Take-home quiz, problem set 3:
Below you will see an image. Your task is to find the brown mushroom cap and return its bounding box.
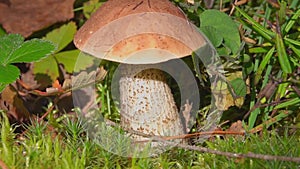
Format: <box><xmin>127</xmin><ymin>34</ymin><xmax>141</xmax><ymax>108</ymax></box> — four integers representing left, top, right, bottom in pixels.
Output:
<box><xmin>74</xmin><ymin>0</ymin><xmax>207</xmax><ymax>64</ymax></box>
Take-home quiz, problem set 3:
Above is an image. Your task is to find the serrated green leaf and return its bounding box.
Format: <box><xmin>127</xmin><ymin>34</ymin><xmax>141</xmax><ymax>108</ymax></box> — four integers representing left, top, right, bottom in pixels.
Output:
<box><xmin>44</xmin><ymin>22</ymin><xmax>77</xmax><ymax>52</ymax></box>
<box><xmin>0</xmin><ymin>64</ymin><xmax>20</xmax><ymax>84</ymax></box>
<box><xmin>0</xmin><ymin>34</ymin><xmax>24</xmax><ymax>65</ymax></box>
<box><xmin>55</xmin><ymin>50</ymin><xmax>95</xmax><ymax>73</ymax></box>
<box><xmin>200</xmin><ymin>10</ymin><xmax>241</xmax><ymax>54</ymax></box>
<box><xmin>8</xmin><ymin>39</ymin><xmax>56</xmax><ymax>63</ymax></box>
<box><xmin>230</xmin><ymin>78</ymin><xmax>247</xmax><ymax>97</ymax></box>
<box><xmin>200</xmin><ymin>26</ymin><xmax>223</xmax><ymax>47</ymax></box>
<box><xmin>33</xmin><ymin>56</ymin><xmax>59</xmax><ymax>82</ymax></box>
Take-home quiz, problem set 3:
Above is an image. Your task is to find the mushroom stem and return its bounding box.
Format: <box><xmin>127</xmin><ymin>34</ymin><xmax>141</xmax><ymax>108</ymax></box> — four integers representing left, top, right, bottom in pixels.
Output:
<box><xmin>119</xmin><ymin>64</ymin><xmax>185</xmax><ymax>142</ymax></box>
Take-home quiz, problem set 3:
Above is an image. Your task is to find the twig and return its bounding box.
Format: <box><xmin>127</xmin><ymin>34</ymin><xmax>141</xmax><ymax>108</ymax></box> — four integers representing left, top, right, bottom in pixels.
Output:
<box><xmin>140</xmin><ymin>136</ymin><xmax>300</xmax><ymax>163</ymax></box>
<box><xmin>135</xmin><ymin>131</ymin><xmax>245</xmax><ymax>143</ymax></box>
<box><xmin>162</xmin><ymin>139</ymin><xmax>300</xmax><ymax>163</ymax></box>
<box><xmin>121</xmin><ymin>124</ymin><xmax>300</xmax><ymax>163</ymax></box>
<box><xmin>132</xmin><ymin>1</ymin><xmax>143</xmax><ymax>10</ymax></box>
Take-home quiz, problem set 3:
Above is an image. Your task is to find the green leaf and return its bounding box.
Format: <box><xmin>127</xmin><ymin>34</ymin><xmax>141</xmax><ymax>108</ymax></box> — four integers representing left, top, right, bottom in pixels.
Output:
<box><xmin>44</xmin><ymin>22</ymin><xmax>77</xmax><ymax>52</ymax></box>
<box><xmin>0</xmin><ymin>34</ymin><xmax>24</xmax><ymax>65</ymax></box>
<box><xmin>229</xmin><ymin>78</ymin><xmax>247</xmax><ymax>97</ymax></box>
<box><xmin>0</xmin><ymin>64</ymin><xmax>20</xmax><ymax>84</ymax></box>
<box><xmin>0</xmin><ymin>83</ymin><xmax>6</xmax><ymax>92</ymax></box>
<box><xmin>8</xmin><ymin>39</ymin><xmax>56</xmax><ymax>63</ymax></box>
<box><xmin>200</xmin><ymin>26</ymin><xmax>223</xmax><ymax>47</ymax></box>
<box><xmin>0</xmin><ymin>26</ymin><xmax>6</xmax><ymax>37</ymax></box>
<box><xmin>275</xmin><ymin>33</ymin><xmax>292</xmax><ymax>73</ymax></box>
<box><xmin>242</xmin><ymin>54</ymin><xmax>254</xmax><ymax>76</ymax></box>
<box><xmin>83</xmin><ymin>0</ymin><xmax>103</xmax><ymax>19</ymax></box>
<box><xmin>200</xmin><ymin>10</ymin><xmax>241</xmax><ymax>54</ymax></box>
<box><xmin>216</xmin><ymin>47</ymin><xmax>231</xmax><ymax>56</ymax></box>
<box><xmin>33</xmin><ymin>56</ymin><xmax>59</xmax><ymax>82</ymax></box>
<box><xmin>55</xmin><ymin>50</ymin><xmax>95</xmax><ymax>73</ymax></box>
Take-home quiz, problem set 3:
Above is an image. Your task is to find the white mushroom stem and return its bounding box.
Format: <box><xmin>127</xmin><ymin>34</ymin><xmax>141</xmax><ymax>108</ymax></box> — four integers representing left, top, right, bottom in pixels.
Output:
<box><xmin>119</xmin><ymin>64</ymin><xmax>185</xmax><ymax>142</ymax></box>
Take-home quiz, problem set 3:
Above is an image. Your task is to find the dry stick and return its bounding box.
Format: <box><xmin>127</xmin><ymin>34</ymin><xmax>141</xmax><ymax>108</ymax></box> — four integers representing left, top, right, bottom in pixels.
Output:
<box><xmin>157</xmin><ymin>131</ymin><xmax>244</xmax><ymax>141</ymax></box>
<box><xmin>126</xmin><ymin>125</ymin><xmax>300</xmax><ymax>163</ymax></box>
<box><xmin>157</xmin><ymin>138</ymin><xmax>300</xmax><ymax>163</ymax></box>
<box><xmin>132</xmin><ymin>131</ymin><xmax>300</xmax><ymax>163</ymax></box>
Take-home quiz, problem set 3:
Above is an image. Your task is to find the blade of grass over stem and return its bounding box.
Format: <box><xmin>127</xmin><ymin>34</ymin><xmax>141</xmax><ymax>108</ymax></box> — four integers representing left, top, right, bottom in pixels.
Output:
<box><xmin>254</xmin><ymin>47</ymin><xmax>275</xmax><ymax>85</ymax></box>
<box><xmin>284</xmin><ymin>37</ymin><xmax>300</xmax><ymax>47</ymax></box>
<box><xmin>275</xmin><ymin>97</ymin><xmax>300</xmax><ymax>109</ymax></box>
<box><xmin>289</xmin><ymin>44</ymin><xmax>300</xmax><ymax>58</ymax></box>
<box><xmin>284</xmin><ymin>9</ymin><xmax>300</xmax><ymax>34</ymax></box>
<box><xmin>248</xmin><ymin>53</ymin><xmax>262</xmax><ymax>129</ymax></box>
<box><xmin>249</xmin><ymin>47</ymin><xmax>269</xmax><ymax>53</ymax></box>
<box><xmin>235</xmin><ymin>6</ymin><xmax>275</xmax><ymax>41</ymax></box>
<box><xmin>249</xmin><ymin>110</ymin><xmax>294</xmax><ymax>133</ymax></box>
<box><xmin>276</xmin><ymin>73</ymin><xmax>289</xmax><ymax>99</ymax></box>
<box><xmin>275</xmin><ymin>33</ymin><xmax>292</xmax><ymax>74</ymax></box>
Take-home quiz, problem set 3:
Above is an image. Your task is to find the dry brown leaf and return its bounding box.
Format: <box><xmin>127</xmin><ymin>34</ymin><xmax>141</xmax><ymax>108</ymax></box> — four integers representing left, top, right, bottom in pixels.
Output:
<box><xmin>227</xmin><ymin>120</ymin><xmax>245</xmax><ymax>133</ymax></box>
<box><xmin>0</xmin><ymin>85</ymin><xmax>31</xmax><ymax>123</ymax></box>
<box><xmin>0</xmin><ymin>0</ymin><xmax>75</xmax><ymax>37</ymax></box>
<box><xmin>225</xmin><ymin>120</ymin><xmax>245</xmax><ymax>139</ymax></box>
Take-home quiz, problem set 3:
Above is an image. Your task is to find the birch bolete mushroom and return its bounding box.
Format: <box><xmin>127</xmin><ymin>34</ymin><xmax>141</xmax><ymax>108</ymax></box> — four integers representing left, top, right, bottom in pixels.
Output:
<box><xmin>74</xmin><ymin>0</ymin><xmax>207</xmax><ymax>143</ymax></box>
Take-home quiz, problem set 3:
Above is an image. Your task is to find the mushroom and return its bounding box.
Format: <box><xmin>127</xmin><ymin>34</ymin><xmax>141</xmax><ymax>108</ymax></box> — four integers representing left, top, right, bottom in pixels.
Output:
<box><xmin>74</xmin><ymin>0</ymin><xmax>207</xmax><ymax>144</ymax></box>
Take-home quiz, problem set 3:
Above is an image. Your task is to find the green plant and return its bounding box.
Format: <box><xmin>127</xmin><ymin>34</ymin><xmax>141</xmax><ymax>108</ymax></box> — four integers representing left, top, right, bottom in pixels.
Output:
<box><xmin>33</xmin><ymin>22</ymin><xmax>95</xmax><ymax>84</ymax></box>
<box><xmin>0</xmin><ymin>34</ymin><xmax>55</xmax><ymax>92</ymax></box>
<box><xmin>235</xmin><ymin>3</ymin><xmax>300</xmax><ymax>129</ymax></box>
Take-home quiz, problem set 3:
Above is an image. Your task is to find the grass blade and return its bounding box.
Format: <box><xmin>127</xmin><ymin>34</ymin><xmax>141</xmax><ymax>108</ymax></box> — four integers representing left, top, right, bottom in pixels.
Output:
<box><xmin>275</xmin><ymin>33</ymin><xmax>292</xmax><ymax>74</ymax></box>
<box><xmin>254</xmin><ymin>47</ymin><xmax>275</xmax><ymax>85</ymax></box>
<box><xmin>235</xmin><ymin>6</ymin><xmax>275</xmax><ymax>41</ymax></box>
<box><xmin>275</xmin><ymin>97</ymin><xmax>300</xmax><ymax>109</ymax></box>
<box><xmin>284</xmin><ymin>9</ymin><xmax>300</xmax><ymax>34</ymax></box>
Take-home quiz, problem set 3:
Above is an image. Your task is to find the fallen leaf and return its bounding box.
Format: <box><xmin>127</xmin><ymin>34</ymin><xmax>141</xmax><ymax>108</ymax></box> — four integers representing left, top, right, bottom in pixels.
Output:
<box><xmin>0</xmin><ymin>85</ymin><xmax>31</xmax><ymax>123</ymax></box>
<box><xmin>0</xmin><ymin>0</ymin><xmax>75</xmax><ymax>37</ymax></box>
<box><xmin>71</xmin><ymin>67</ymin><xmax>107</xmax><ymax>91</ymax></box>
<box><xmin>212</xmin><ymin>71</ymin><xmax>248</xmax><ymax>110</ymax></box>
<box><xmin>227</xmin><ymin>120</ymin><xmax>245</xmax><ymax>133</ymax></box>
<box><xmin>225</xmin><ymin>120</ymin><xmax>245</xmax><ymax>140</ymax></box>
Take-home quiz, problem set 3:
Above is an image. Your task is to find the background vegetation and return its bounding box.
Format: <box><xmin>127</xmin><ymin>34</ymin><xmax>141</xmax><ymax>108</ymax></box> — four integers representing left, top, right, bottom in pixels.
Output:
<box><xmin>0</xmin><ymin>0</ymin><xmax>299</xmax><ymax>168</ymax></box>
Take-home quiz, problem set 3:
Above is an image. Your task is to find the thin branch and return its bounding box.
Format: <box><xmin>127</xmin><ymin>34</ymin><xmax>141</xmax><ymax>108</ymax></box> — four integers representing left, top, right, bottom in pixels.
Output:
<box><xmin>152</xmin><ymin>137</ymin><xmax>300</xmax><ymax>163</ymax></box>
<box><xmin>122</xmin><ymin>125</ymin><xmax>300</xmax><ymax>163</ymax></box>
<box><xmin>172</xmin><ymin>140</ymin><xmax>300</xmax><ymax>163</ymax></box>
